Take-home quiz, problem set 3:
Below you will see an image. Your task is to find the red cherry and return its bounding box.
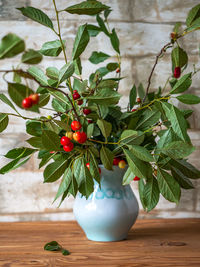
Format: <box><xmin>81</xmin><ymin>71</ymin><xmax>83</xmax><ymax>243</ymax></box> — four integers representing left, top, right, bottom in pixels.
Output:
<box><xmin>137</xmin><ymin>97</ymin><xmax>141</xmax><ymax>103</ymax></box>
<box><xmin>131</xmin><ymin>108</ymin><xmax>137</xmax><ymax>112</ymax></box>
<box><xmin>174</xmin><ymin>67</ymin><xmax>181</xmax><ymax>78</ymax></box>
<box><xmin>86</xmin><ymin>162</ymin><xmax>90</xmax><ymax>169</ymax></box>
<box><xmin>73</xmin><ymin>92</ymin><xmax>80</xmax><ymax>100</ymax></box>
<box><xmin>88</xmin><ymin>119</ymin><xmax>93</xmax><ymax>124</ymax></box>
<box><xmin>77</xmin><ymin>99</ymin><xmax>83</xmax><ymax>105</ymax></box>
<box><xmin>29</xmin><ymin>94</ymin><xmax>39</xmax><ymax>105</ymax></box>
<box><xmin>63</xmin><ymin>142</ymin><xmax>74</xmax><ymax>152</ymax></box>
<box><xmin>116</xmin><ymin>67</ymin><xmax>120</xmax><ymax>73</ymax></box>
<box><xmin>22</xmin><ymin>97</ymin><xmax>33</xmax><ymax>108</ymax></box>
<box><xmin>50</xmin><ymin>151</ymin><xmax>55</xmax><ymax>154</ymax></box>
<box><xmin>79</xmin><ymin>132</ymin><xmax>87</xmax><ymax>144</ymax></box>
<box><xmin>133</xmin><ymin>176</ymin><xmax>140</xmax><ymax>181</ymax></box>
<box><xmin>60</xmin><ymin>136</ymin><xmax>71</xmax><ymax>146</ymax></box>
<box><xmin>83</xmin><ymin>108</ymin><xmax>91</xmax><ymax>115</ymax></box>
<box><xmin>113</xmin><ymin>157</ymin><xmax>121</xmax><ymax>165</ymax></box>
<box><xmin>71</xmin><ymin>121</ymin><xmax>82</xmax><ymax>131</ymax></box>
<box><xmin>74</xmin><ymin>90</ymin><xmax>78</xmax><ymax>93</ymax></box>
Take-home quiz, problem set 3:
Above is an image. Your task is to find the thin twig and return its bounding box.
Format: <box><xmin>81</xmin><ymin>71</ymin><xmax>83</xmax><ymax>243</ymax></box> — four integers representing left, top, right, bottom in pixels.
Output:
<box><xmin>142</xmin><ymin>42</ymin><xmax>171</xmax><ymax>103</ymax></box>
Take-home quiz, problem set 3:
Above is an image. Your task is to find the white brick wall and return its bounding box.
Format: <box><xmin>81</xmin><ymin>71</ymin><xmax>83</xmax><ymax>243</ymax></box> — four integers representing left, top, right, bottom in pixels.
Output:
<box><xmin>0</xmin><ymin>0</ymin><xmax>200</xmax><ymax>221</ymax></box>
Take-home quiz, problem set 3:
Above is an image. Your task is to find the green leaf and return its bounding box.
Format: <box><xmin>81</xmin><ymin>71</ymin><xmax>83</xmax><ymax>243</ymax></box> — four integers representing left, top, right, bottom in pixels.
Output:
<box><xmin>26</xmin><ymin>136</ymin><xmax>44</xmax><ymax>148</ymax></box>
<box><xmin>100</xmin><ymin>146</ymin><xmax>114</xmax><ymax>170</ymax></box>
<box><xmin>87</xmin><ymin>88</ymin><xmax>121</xmax><ymax>105</ymax></box>
<box><xmin>0</xmin><ymin>93</ymin><xmax>19</xmax><ymax>114</ymax></box>
<box><xmin>53</xmin><ymin>120</ymin><xmax>70</xmax><ymax>131</ymax></box>
<box><xmin>171</xmin><ymin>167</ymin><xmax>194</xmax><ymax>189</ymax></box>
<box><xmin>170</xmin><ymin>73</ymin><xmax>192</xmax><ymax>94</ymax></box>
<box><xmin>136</xmin><ymin>109</ymin><xmax>161</xmax><ymax>130</ymax></box>
<box><xmin>38</xmin><ymin>93</ymin><xmax>50</xmax><ymax>107</ymax></box>
<box><xmin>28</xmin><ymin>66</ymin><xmax>48</xmax><ymax>86</ymax></box>
<box><xmin>44</xmin><ymin>159</ymin><xmax>69</xmax><ymax>183</ymax></box>
<box><xmin>122</xmin><ymin>167</ymin><xmax>134</xmax><ymax>185</ymax></box>
<box><xmin>96</xmin><ymin>14</ymin><xmax>109</xmax><ymax>36</ymax></box>
<box><xmin>89</xmin><ymin>51</ymin><xmax>110</xmax><ymax>64</ymax></box>
<box><xmin>110</xmin><ymin>28</ymin><xmax>120</xmax><ymax>54</ymax></box>
<box><xmin>49</xmin><ymin>91</ymin><xmax>70</xmax><ymax>106</ymax></box>
<box><xmin>106</xmin><ymin>63</ymin><xmax>119</xmax><ymax>71</ymax></box>
<box><xmin>186</xmin><ymin>4</ymin><xmax>200</xmax><ymax>27</ymax></box>
<box><xmin>17</xmin><ymin>6</ymin><xmax>54</xmax><ymax>29</ymax></box>
<box><xmin>87</xmin><ymin>123</ymin><xmax>94</xmax><ymax>138</ymax></box>
<box><xmin>62</xmin><ymin>249</ymin><xmax>70</xmax><ymax>256</ymax></box>
<box><xmin>4</xmin><ymin>147</ymin><xmax>36</xmax><ymax>159</ymax></box>
<box><xmin>8</xmin><ymin>83</ymin><xmax>39</xmax><ymax>112</ymax></box>
<box><xmin>129</xmin><ymin>85</ymin><xmax>137</xmax><ymax>110</ymax></box>
<box><xmin>44</xmin><ymin>241</ymin><xmax>61</xmax><ymax>251</ymax></box>
<box><xmin>97</xmin><ymin>79</ymin><xmax>117</xmax><ymax>89</ymax></box>
<box><xmin>88</xmin><ymin>149</ymin><xmax>100</xmax><ymax>183</ymax></box>
<box><xmin>64</xmin><ymin>1</ymin><xmax>109</xmax><ymax>15</ymax></box>
<box><xmin>26</xmin><ymin>121</ymin><xmax>44</xmax><ymax>137</ymax></box>
<box><xmin>0</xmin><ymin>156</ymin><xmax>31</xmax><ymax>175</ymax></box>
<box><xmin>87</xmin><ymin>24</ymin><xmax>101</xmax><ymax>37</ymax></box>
<box><xmin>162</xmin><ymin>103</ymin><xmax>190</xmax><ymax>142</ymax></box>
<box><xmin>0</xmin><ymin>33</ymin><xmax>25</xmax><ymax>59</ymax></box>
<box><xmin>68</xmin><ymin>175</ymin><xmax>78</xmax><ymax>197</ymax></box>
<box><xmin>54</xmin><ymin>167</ymin><xmax>73</xmax><ymax>201</ymax></box>
<box><xmin>120</xmin><ymin>130</ymin><xmax>144</xmax><ymax>145</ymax></box>
<box><xmin>138</xmin><ymin>178</ymin><xmax>146</xmax><ymax>210</ymax></box>
<box><xmin>72</xmin><ymin>24</ymin><xmax>90</xmax><ymax>60</ymax></box>
<box><xmin>74</xmin><ymin>157</ymin><xmax>94</xmax><ymax>198</ymax></box>
<box><xmin>157</xmin><ymin>167</ymin><xmax>181</xmax><ymax>203</ymax></box>
<box><xmin>46</xmin><ymin>67</ymin><xmax>59</xmax><ymax>80</ymax></box>
<box><xmin>129</xmin><ymin>145</ymin><xmax>154</xmax><ymax>162</ymax></box>
<box><xmin>159</xmin><ymin>141</ymin><xmax>195</xmax><ymax>159</ymax></box>
<box><xmin>176</xmin><ymin>94</ymin><xmax>200</xmax><ymax>104</ymax></box>
<box><xmin>52</xmin><ymin>98</ymin><xmax>68</xmax><ymax>113</ymax></box>
<box><xmin>40</xmin><ymin>40</ymin><xmax>65</xmax><ymax>57</ymax></box>
<box><xmin>138</xmin><ymin>83</ymin><xmax>145</xmax><ymax>99</ymax></box>
<box><xmin>171</xmin><ymin>46</ymin><xmax>188</xmax><ymax>68</ymax></box>
<box><xmin>21</xmin><ymin>49</ymin><xmax>42</xmax><ymax>64</ymax></box>
<box><xmin>59</xmin><ymin>63</ymin><xmax>75</xmax><ymax>84</ymax></box>
<box><xmin>123</xmin><ymin>149</ymin><xmax>151</xmax><ymax>179</ymax></box>
<box><xmin>144</xmin><ymin>176</ymin><xmax>160</xmax><ymax>212</ymax></box>
<box><xmin>39</xmin><ymin>152</ymin><xmax>56</xmax><ymax>169</ymax></box>
<box><xmin>41</xmin><ymin>130</ymin><xmax>61</xmax><ymax>151</ymax></box>
<box><xmin>173</xmin><ymin>22</ymin><xmax>182</xmax><ymax>34</ymax></box>
<box><xmin>0</xmin><ymin>114</ymin><xmax>9</xmax><ymax>133</ymax></box>
<box><xmin>97</xmin><ymin>119</ymin><xmax>112</xmax><ymax>139</ymax></box>
<box><xmin>169</xmin><ymin>159</ymin><xmax>200</xmax><ymax>179</ymax></box>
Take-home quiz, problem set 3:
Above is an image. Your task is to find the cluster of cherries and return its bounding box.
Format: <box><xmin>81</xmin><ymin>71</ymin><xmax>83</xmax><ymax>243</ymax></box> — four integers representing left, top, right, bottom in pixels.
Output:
<box><xmin>22</xmin><ymin>94</ymin><xmax>39</xmax><ymax>109</ymax></box>
<box><xmin>60</xmin><ymin>120</ymin><xmax>87</xmax><ymax>152</ymax></box>
<box><xmin>73</xmin><ymin>90</ymin><xmax>92</xmax><ymax>117</ymax></box>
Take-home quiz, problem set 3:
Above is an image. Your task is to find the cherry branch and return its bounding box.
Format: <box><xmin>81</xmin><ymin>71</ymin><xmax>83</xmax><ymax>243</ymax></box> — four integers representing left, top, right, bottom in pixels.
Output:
<box><xmin>0</xmin><ymin>69</ymin><xmax>80</xmax><ymax>121</ymax></box>
<box><xmin>142</xmin><ymin>42</ymin><xmax>172</xmax><ymax>103</ymax></box>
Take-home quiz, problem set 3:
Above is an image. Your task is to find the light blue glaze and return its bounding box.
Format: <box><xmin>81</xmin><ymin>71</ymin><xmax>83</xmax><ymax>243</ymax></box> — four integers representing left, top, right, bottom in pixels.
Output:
<box><xmin>73</xmin><ymin>165</ymin><xmax>139</xmax><ymax>242</ymax></box>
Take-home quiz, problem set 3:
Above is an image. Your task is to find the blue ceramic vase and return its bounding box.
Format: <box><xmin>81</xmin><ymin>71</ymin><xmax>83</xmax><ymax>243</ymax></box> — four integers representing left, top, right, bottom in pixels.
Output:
<box><xmin>73</xmin><ymin>165</ymin><xmax>139</xmax><ymax>242</ymax></box>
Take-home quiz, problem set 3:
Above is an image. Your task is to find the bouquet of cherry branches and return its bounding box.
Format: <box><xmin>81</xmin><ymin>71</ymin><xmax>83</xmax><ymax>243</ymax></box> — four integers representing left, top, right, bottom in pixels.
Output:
<box><xmin>0</xmin><ymin>1</ymin><xmax>200</xmax><ymax>212</ymax></box>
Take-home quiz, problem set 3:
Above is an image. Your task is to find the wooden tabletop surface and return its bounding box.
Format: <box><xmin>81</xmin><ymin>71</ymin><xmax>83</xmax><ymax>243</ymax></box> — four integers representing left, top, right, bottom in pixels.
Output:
<box><xmin>0</xmin><ymin>219</ymin><xmax>199</xmax><ymax>266</ymax></box>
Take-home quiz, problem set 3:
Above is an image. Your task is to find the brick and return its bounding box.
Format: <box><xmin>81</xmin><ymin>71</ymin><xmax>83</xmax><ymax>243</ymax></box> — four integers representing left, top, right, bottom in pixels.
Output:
<box><xmin>132</xmin><ymin>0</ymin><xmax>200</xmax><ymax>23</ymax></box>
<box><xmin>0</xmin><ymin>0</ymin><xmax>29</xmax><ymax>21</ymax></box>
<box><xmin>0</xmin><ymin>171</ymin><xmax>74</xmax><ymax>214</ymax></box>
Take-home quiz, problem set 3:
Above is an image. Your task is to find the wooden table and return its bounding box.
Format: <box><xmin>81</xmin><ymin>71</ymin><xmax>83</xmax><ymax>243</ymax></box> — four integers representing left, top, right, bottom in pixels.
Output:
<box><xmin>0</xmin><ymin>219</ymin><xmax>199</xmax><ymax>266</ymax></box>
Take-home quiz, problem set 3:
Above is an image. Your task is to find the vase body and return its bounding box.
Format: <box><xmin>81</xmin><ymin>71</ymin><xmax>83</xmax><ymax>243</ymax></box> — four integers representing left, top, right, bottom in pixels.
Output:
<box><xmin>73</xmin><ymin>166</ymin><xmax>139</xmax><ymax>242</ymax></box>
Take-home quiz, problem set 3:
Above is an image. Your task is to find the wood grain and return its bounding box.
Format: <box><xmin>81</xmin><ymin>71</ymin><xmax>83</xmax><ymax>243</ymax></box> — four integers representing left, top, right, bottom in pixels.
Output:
<box><xmin>0</xmin><ymin>219</ymin><xmax>200</xmax><ymax>266</ymax></box>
